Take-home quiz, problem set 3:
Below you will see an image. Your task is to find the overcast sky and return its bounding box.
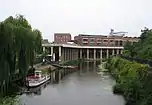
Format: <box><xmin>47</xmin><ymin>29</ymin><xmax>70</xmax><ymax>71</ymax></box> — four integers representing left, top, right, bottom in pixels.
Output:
<box><xmin>0</xmin><ymin>0</ymin><xmax>152</xmax><ymax>41</ymax></box>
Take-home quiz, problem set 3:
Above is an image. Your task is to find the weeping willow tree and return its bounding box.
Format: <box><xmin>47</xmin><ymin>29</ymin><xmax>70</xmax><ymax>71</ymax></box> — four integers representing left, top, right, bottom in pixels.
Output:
<box><xmin>0</xmin><ymin>15</ymin><xmax>42</xmax><ymax>95</ymax></box>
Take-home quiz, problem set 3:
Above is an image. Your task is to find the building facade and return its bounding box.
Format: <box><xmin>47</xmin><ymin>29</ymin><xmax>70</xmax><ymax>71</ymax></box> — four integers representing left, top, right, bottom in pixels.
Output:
<box><xmin>74</xmin><ymin>34</ymin><xmax>139</xmax><ymax>46</ymax></box>
<box><xmin>54</xmin><ymin>33</ymin><xmax>71</xmax><ymax>44</ymax></box>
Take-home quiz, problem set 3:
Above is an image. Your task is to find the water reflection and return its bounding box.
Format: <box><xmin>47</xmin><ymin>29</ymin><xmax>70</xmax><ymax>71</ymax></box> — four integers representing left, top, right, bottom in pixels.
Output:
<box><xmin>25</xmin><ymin>81</ymin><xmax>50</xmax><ymax>96</ymax></box>
<box><xmin>19</xmin><ymin>61</ymin><xmax>125</xmax><ymax>105</ymax></box>
<box><xmin>23</xmin><ymin>61</ymin><xmax>102</xmax><ymax>97</ymax></box>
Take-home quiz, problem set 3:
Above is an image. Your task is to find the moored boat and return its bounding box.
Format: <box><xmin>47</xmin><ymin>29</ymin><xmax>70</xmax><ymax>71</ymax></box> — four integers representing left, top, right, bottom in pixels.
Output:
<box><xmin>26</xmin><ymin>70</ymin><xmax>50</xmax><ymax>87</ymax></box>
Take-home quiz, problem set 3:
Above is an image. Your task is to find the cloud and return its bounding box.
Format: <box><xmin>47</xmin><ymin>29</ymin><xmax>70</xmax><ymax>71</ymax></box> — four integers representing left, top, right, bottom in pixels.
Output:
<box><xmin>1</xmin><ymin>0</ymin><xmax>152</xmax><ymax>41</ymax></box>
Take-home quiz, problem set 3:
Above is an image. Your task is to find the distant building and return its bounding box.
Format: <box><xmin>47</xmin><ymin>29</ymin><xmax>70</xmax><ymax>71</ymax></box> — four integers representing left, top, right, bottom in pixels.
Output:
<box><xmin>54</xmin><ymin>33</ymin><xmax>71</xmax><ymax>44</ymax></box>
<box><xmin>74</xmin><ymin>34</ymin><xmax>139</xmax><ymax>46</ymax></box>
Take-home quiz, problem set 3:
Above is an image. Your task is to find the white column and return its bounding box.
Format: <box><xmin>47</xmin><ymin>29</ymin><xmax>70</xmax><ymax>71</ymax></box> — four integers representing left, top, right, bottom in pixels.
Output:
<box><xmin>68</xmin><ymin>49</ymin><xmax>70</xmax><ymax>60</ymax></box>
<box><xmin>43</xmin><ymin>47</ymin><xmax>45</xmax><ymax>52</ymax></box>
<box><xmin>100</xmin><ymin>49</ymin><xmax>102</xmax><ymax>59</ymax></box>
<box><xmin>59</xmin><ymin>46</ymin><xmax>61</xmax><ymax>61</ymax></box>
<box><xmin>76</xmin><ymin>49</ymin><xmax>78</xmax><ymax>60</ymax></box>
<box><xmin>117</xmin><ymin>49</ymin><xmax>119</xmax><ymax>55</ymax></box>
<box><xmin>73</xmin><ymin>49</ymin><xmax>74</xmax><ymax>60</ymax></box>
<box><xmin>51</xmin><ymin>47</ymin><xmax>53</xmax><ymax>56</ymax></box>
<box><xmin>120</xmin><ymin>49</ymin><xmax>123</xmax><ymax>54</ymax></box>
<box><xmin>72</xmin><ymin>49</ymin><xmax>73</xmax><ymax>60</ymax></box>
<box><xmin>64</xmin><ymin>48</ymin><xmax>66</xmax><ymax>61</ymax></box>
<box><xmin>62</xmin><ymin>48</ymin><xmax>65</xmax><ymax>61</ymax></box>
<box><xmin>70</xmin><ymin>49</ymin><xmax>71</xmax><ymax>60</ymax></box>
<box><xmin>87</xmin><ymin>49</ymin><xmax>89</xmax><ymax>60</ymax></box>
<box><xmin>80</xmin><ymin>49</ymin><xmax>82</xmax><ymax>59</ymax></box>
<box><xmin>94</xmin><ymin>49</ymin><xmax>96</xmax><ymax>60</ymax></box>
<box><xmin>112</xmin><ymin>49</ymin><xmax>115</xmax><ymax>56</ymax></box>
<box><xmin>106</xmin><ymin>49</ymin><xmax>109</xmax><ymax>58</ymax></box>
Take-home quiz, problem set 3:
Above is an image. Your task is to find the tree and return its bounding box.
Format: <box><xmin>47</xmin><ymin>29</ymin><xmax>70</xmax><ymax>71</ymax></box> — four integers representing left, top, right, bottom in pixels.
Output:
<box><xmin>123</xmin><ymin>28</ymin><xmax>152</xmax><ymax>60</ymax></box>
<box><xmin>0</xmin><ymin>14</ymin><xmax>42</xmax><ymax>95</ymax></box>
<box><xmin>123</xmin><ymin>41</ymin><xmax>136</xmax><ymax>58</ymax></box>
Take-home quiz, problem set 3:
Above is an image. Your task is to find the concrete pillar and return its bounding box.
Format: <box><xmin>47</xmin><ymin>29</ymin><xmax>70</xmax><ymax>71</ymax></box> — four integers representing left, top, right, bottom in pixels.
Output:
<box><xmin>77</xmin><ymin>49</ymin><xmax>79</xmax><ymax>60</ymax></box>
<box><xmin>69</xmin><ymin>49</ymin><xmax>70</xmax><ymax>60</ymax></box>
<box><xmin>71</xmin><ymin>49</ymin><xmax>74</xmax><ymax>60</ymax></box>
<box><xmin>100</xmin><ymin>49</ymin><xmax>102</xmax><ymax>59</ymax></box>
<box><xmin>70</xmin><ymin>49</ymin><xmax>72</xmax><ymax>60</ymax></box>
<box><xmin>73</xmin><ymin>49</ymin><xmax>75</xmax><ymax>60</ymax></box>
<box><xmin>80</xmin><ymin>49</ymin><xmax>82</xmax><ymax>59</ymax></box>
<box><xmin>106</xmin><ymin>49</ymin><xmax>109</xmax><ymax>58</ymax></box>
<box><xmin>43</xmin><ymin>47</ymin><xmax>45</xmax><ymax>52</ymax></box>
<box><xmin>62</xmin><ymin>48</ymin><xmax>65</xmax><ymax>61</ymax></box>
<box><xmin>64</xmin><ymin>48</ymin><xmax>66</xmax><ymax>61</ymax></box>
<box><xmin>87</xmin><ymin>49</ymin><xmax>89</xmax><ymax>60</ymax></box>
<box><xmin>117</xmin><ymin>49</ymin><xmax>119</xmax><ymax>55</ymax></box>
<box><xmin>59</xmin><ymin>46</ymin><xmax>61</xmax><ymax>61</ymax></box>
<box><xmin>51</xmin><ymin>47</ymin><xmax>53</xmax><ymax>56</ymax></box>
<box><xmin>120</xmin><ymin>49</ymin><xmax>123</xmax><ymax>54</ymax></box>
<box><xmin>94</xmin><ymin>49</ymin><xmax>96</xmax><ymax>60</ymax></box>
<box><xmin>112</xmin><ymin>49</ymin><xmax>115</xmax><ymax>56</ymax></box>
<box><xmin>67</xmin><ymin>49</ymin><xmax>68</xmax><ymax>60</ymax></box>
<box><xmin>67</xmin><ymin>49</ymin><xmax>69</xmax><ymax>60</ymax></box>
<box><xmin>76</xmin><ymin>49</ymin><xmax>79</xmax><ymax>60</ymax></box>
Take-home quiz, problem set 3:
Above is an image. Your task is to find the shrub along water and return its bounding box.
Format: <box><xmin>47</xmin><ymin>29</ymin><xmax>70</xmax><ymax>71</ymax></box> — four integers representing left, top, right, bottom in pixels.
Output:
<box><xmin>61</xmin><ymin>59</ymin><xmax>84</xmax><ymax>66</ymax></box>
<box><xmin>106</xmin><ymin>57</ymin><xmax>152</xmax><ymax>105</ymax></box>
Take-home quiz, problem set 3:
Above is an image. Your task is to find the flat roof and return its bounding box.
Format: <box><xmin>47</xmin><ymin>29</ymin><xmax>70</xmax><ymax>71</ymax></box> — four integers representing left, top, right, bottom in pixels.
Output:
<box><xmin>42</xmin><ymin>44</ymin><xmax>124</xmax><ymax>49</ymax></box>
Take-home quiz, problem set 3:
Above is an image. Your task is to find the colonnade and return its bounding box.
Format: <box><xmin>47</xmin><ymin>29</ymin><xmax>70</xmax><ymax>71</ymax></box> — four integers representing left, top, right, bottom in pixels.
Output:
<box><xmin>43</xmin><ymin>46</ymin><xmax>123</xmax><ymax>61</ymax></box>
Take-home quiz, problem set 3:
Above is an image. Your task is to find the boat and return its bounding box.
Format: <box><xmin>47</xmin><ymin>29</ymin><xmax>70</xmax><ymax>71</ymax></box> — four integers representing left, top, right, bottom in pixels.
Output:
<box><xmin>26</xmin><ymin>70</ymin><xmax>50</xmax><ymax>87</ymax></box>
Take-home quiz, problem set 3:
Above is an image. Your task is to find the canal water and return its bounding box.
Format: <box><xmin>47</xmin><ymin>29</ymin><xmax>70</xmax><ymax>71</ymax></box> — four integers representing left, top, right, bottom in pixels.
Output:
<box><xmin>18</xmin><ymin>61</ymin><xmax>125</xmax><ymax>105</ymax></box>
<box><xmin>19</xmin><ymin>62</ymin><xmax>125</xmax><ymax>105</ymax></box>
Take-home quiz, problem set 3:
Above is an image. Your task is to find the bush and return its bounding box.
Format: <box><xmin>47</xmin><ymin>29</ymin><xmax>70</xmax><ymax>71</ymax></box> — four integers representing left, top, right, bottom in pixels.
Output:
<box><xmin>113</xmin><ymin>83</ymin><xmax>124</xmax><ymax>94</ymax></box>
<box><xmin>106</xmin><ymin>57</ymin><xmax>151</xmax><ymax>105</ymax></box>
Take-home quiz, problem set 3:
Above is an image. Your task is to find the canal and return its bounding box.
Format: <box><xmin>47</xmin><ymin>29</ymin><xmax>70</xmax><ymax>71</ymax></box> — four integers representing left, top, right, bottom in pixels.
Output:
<box><xmin>10</xmin><ymin>61</ymin><xmax>125</xmax><ymax>105</ymax></box>
<box><xmin>19</xmin><ymin>61</ymin><xmax>125</xmax><ymax>105</ymax></box>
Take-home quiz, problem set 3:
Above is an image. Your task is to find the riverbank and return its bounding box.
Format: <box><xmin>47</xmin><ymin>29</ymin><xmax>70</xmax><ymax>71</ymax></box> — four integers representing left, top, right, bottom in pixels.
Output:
<box><xmin>60</xmin><ymin>59</ymin><xmax>84</xmax><ymax>66</ymax></box>
<box><xmin>105</xmin><ymin>57</ymin><xmax>152</xmax><ymax>105</ymax></box>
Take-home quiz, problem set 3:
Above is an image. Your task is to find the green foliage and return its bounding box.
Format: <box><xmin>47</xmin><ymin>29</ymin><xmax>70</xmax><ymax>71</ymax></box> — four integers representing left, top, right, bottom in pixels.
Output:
<box><xmin>61</xmin><ymin>59</ymin><xmax>84</xmax><ymax>66</ymax></box>
<box><xmin>124</xmin><ymin>27</ymin><xmax>152</xmax><ymax>59</ymax></box>
<box><xmin>0</xmin><ymin>14</ymin><xmax>42</xmax><ymax>95</ymax></box>
<box><xmin>107</xmin><ymin>57</ymin><xmax>152</xmax><ymax>105</ymax></box>
<box><xmin>0</xmin><ymin>96</ymin><xmax>19</xmax><ymax>105</ymax></box>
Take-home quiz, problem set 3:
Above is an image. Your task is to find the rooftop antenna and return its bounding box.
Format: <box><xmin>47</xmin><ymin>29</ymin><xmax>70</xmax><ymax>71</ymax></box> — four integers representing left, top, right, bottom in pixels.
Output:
<box><xmin>110</xmin><ymin>29</ymin><xmax>114</xmax><ymax>35</ymax></box>
<box><xmin>109</xmin><ymin>29</ymin><xmax>128</xmax><ymax>36</ymax></box>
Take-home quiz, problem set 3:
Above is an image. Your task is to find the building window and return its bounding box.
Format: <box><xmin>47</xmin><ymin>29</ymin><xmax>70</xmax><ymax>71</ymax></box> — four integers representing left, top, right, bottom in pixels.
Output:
<box><xmin>90</xmin><ymin>38</ymin><xmax>94</xmax><ymax>42</ymax></box>
<box><xmin>97</xmin><ymin>43</ymin><xmax>102</xmax><ymax>46</ymax></box>
<box><xmin>115</xmin><ymin>41</ymin><xmax>118</xmax><ymax>46</ymax></box>
<box><xmin>97</xmin><ymin>39</ymin><xmax>102</xmax><ymax>43</ymax></box>
<box><xmin>83</xmin><ymin>43</ymin><xmax>88</xmax><ymax>46</ymax></box>
<box><xmin>83</xmin><ymin>38</ymin><xmax>88</xmax><ymax>41</ymax></box>
<box><xmin>103</xmin><ymin>40</ymin><xmax>108</xmax><ymax>42</ymax></box>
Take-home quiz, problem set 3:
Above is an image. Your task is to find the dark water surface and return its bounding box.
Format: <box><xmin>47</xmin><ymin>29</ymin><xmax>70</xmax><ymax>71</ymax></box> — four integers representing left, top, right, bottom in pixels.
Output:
<box><xmin>19</xmin><ymin>61</ymin><xmax>125</xmax><ymax>105</ymax></box>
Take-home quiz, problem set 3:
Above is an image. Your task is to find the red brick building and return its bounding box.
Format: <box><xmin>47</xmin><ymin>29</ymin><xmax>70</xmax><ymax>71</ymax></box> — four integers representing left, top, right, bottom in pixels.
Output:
<box><xmin>74</xmin><ymin>34</ymin><xmax>139</xmax><ymax>46</ymax></box>
<box><xmin>54</xmin><ymin>33</ymin><xmax>71</xmax><ymax>44</ymax></box>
